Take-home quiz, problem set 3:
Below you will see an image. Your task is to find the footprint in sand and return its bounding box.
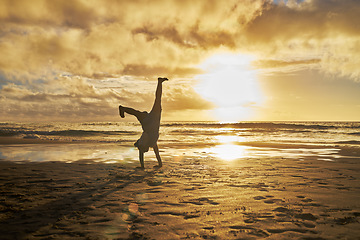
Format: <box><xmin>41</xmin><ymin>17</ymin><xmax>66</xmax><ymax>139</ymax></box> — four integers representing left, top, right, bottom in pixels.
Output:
<box><xmin>272</xmin><ymin>206</ymin><xmax>318</xmax><ymax>225</ymax></box>
<box><xmin>150</xmin><ymin>211</ymin><xmax>200</xmax><ymax>220</ymax></box>
<box><xmin>146</xmin><ymin>179</ymin><xmax>163</xmax><ymax>186</ymax></box>
<box><xmin>302</xmin><ymin>222</ymin><xmax>316</xmax><ymax>228</ymax></box>
<box><xmin>273</xmin><ymin>207</ymin><xmax>291</xmax><ymax>213</ymax></box>
<box><xmin>294</xmin><ymin>213</ymin><xmax>318</xmax><ymax>221</ymax></box>
<box><xmin>203</xmin><ymin>226</ymin><xmax>214</xmax><ymax>230</ymax></box>
<box><xmin>264</xmin><ymin>199</ymin><xmax>283</xmax><ymax>204</ymax></box>
<box><xmin>266</xmin><ymin>228</ymin><xmax>316</xmax><ymax>234</ymax></box>
<box><xmin>253</xmin><ymin>195</ymin><xmax>282</xmax><ymax>204</ymax></box>
<box><xmin>229</xmin><ymin>225</ymin><xmax>270</xmax><ymax>237</ymax></box>
<box><xmin>296</xmin><ymin>195</ymin><xmax>314</xmax><ymax>203</ymax></box>
<box><xmin>182</xmin><ymin>197</ymin><xmax>220</xmax><ymax>206</ymax></box>
<box><xmin>253</xmin><ymin>196</ymin><xmax>266</xmax><ymax>200</ymax></box>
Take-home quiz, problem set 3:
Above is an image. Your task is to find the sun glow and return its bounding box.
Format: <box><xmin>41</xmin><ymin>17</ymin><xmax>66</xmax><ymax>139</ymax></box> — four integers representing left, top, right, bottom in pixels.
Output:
<box><xmin>196</xmin><ymin>53</ymin><xmax>263</xmax><ymax>122</ymax></box>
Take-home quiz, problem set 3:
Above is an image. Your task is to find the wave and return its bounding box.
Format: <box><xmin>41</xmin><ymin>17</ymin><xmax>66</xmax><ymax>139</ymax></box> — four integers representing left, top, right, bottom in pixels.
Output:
<box><xmin>0</xmin><ymin>129</ymin><xmax>138</xmax><ymax>137</ymax></box>
<box><xmin>0</xmin><ymin>131</ymin><xmax>19</xmax><ymax>137</ymax></box>
<box><xmin>1</xmin><ymin>122</ymin><xmax>359</xmax><ymax>145</ymax></box>
<box><xmin>81</xmin><ymin>122</ymin><xmax>120</xmax><ymax>126</ymax></box>
<box><xmin>163</xmin><ymin>122</ymin><xmax>360</xmax><ymax>130</ymax></box>
<box><xmin>335</xmin><ymin>140</ymin><xmax>360</xmax><ymax>145</ymax></box>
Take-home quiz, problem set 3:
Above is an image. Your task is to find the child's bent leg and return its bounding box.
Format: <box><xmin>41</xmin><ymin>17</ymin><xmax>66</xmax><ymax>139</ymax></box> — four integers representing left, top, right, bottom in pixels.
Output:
<box><xmin>119</xmin><ymin>105</ymin><xmax>148</xmax><ymax>122</ymax></box>
<box><xmin>153</xmin><ymin>144</ymin><xmax>162</xmax><ymax>168</ymax></box>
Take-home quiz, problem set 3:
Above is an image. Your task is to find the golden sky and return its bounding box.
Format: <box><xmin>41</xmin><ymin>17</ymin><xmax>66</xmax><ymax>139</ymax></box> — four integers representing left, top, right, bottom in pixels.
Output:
<box><xmin>0</xmin><ymin>0</ymin><xmax>360</xmax><ymax>122</ymax></box>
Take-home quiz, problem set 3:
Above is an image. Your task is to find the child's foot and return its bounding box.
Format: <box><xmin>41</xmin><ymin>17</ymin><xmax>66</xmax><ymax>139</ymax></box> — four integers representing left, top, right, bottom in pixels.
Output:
<box><xmin>158</xmin><ymin>77</ymin><xmax>168</xmax><ymax>83</ymax></box>
<box><xmin>153</xmin><ymin>164</ymin><xmax>162</xmax><ymax>169</ymax></box>
<box><xmin>119</xmin><ymin>105</ymin><xmax>125</xmax><ymax>118</ymax></box>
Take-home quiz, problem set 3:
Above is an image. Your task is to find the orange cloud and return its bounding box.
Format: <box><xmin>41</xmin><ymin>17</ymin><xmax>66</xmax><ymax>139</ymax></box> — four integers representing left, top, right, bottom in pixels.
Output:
<box><xmin>243</xmin><ymin>0</ymin><xmax>360</xmax><ymax>80</ymax></box>
<box><xmin>0</xmin><ymin>0</ymin><xmax>267</xmax><ymax>78</ymax></box>
<box><xmin>1</xmin><ymin>0</ymin><xmax>360</xmax><ymax>121</ymax></box>
<box><xmin>1</xmin><ymin>0</ymin><xmax>359</xmax><ymax>79</ymax></box>
<box><xmin>163</xmin><ymin>85</ymin><xmax>214</xmax><ymax>111</ymax></box>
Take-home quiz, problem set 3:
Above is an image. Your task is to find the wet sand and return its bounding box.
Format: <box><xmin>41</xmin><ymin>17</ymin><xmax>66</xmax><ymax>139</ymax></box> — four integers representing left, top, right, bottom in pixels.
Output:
<box><xmin>0</xmin><ymin>148</ymin><xmax>359</xmax><ymax>239</ymax></box>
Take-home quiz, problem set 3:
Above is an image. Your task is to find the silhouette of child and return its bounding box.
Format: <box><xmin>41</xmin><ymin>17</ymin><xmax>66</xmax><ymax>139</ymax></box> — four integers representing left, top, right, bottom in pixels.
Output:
<box><xmin>119</xmin><ymin>77</ymin><xmax>168</xmax><ymax>169</ymax></box>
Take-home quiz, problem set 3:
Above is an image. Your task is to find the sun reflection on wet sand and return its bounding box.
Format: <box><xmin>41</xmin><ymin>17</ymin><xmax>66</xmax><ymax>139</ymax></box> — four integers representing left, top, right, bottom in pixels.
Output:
<box><xmin>210</xmin><ymin>144</ymin><xmax>248</xmax><ymax>161</ymax></box>
<box><xmin>207</xmin><ymin>135</ymin><xmax>249</xmax><ymax>161</ymax></box>
<box><xmin>0</xmin><ymin>144</ymin><xmax>140</xmax><ymax>164</ymax></box>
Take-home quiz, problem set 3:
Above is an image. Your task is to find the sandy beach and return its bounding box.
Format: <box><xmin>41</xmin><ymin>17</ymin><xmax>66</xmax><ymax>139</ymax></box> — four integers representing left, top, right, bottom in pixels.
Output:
<box><xmin>0</xmin><ymin>143</ymin><xmax>359</xmax><ymax>240</ymax></box>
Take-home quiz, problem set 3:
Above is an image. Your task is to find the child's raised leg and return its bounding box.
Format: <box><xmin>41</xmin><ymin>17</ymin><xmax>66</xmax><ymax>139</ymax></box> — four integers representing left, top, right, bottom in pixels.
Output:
<box><xmin>150</xmin><ymin>77</ymin><xmax>168</xmax><ymax>114</ymax></box>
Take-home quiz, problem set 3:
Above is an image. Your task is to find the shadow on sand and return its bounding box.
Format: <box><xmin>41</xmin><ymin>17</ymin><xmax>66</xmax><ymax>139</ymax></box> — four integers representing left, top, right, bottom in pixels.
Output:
<box><xmin>0</xmin><ymin>161</ymin><xmax>160</xmax><ymax>239</ymax></box>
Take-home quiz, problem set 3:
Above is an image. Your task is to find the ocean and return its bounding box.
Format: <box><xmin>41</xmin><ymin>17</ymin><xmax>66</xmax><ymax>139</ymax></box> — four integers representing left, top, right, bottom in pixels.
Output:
<box><xmin>0</xmin><ymin>121</ymin><xmax>359</xmax><ymax>163</ymax></box>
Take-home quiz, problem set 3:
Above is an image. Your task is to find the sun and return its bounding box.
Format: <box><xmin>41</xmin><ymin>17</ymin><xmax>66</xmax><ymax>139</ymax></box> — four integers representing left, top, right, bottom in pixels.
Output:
<box><xmin>195</xmin><ymin>52</ymin><xmax>263</xmax><ymax>122</ymax></box>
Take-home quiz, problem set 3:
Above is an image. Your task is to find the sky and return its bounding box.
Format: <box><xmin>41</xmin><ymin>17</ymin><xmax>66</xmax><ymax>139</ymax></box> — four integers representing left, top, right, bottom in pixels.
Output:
<box><xmin>0</xmin><ymin>0</ymin><xmax>360</xmax><ymax>122</ymax></box>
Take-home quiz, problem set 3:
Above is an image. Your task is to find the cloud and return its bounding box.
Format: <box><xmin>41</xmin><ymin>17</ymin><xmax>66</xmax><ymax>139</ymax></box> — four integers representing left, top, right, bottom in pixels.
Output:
<box><xmin>122</xmin><ymin>64</ymin><xmax>203</xmax><ymax>78</ymax></box>
<box><xmin>1</xmin><ymin>0</ymin><xmax>359</xmax><ymax>79</ymax></box>
<box><xmin>0</xmin><ymin>0</ymin><xmax>360</xmax><ymax>121</ymax></box>
<box><xmin>132</xmin><ymin>23</ymin><xmax>237</xmax><ymax>50</ymax></box>
<box><xmin>0</xmin><ymin>0</ymin><xmax>104</xmax><ymax>29</ymax></box>
<box><xmin>163</xmin><ymin>85</ymin><xmax>214</xmax><ymax>111</ymax></box>
<box><xmin>0</xmin><ymin>76</ymin><xmax>124</xmax><ymax>121</ymax></box>
<box><xmin>0</xmin><ymin>74</ymin><xmax>212</xmax><ymax>121</ymax></box>
<box><xmin>243</xmin><ymin>0</ymin><xmax>360</xmax><ymax>80</ymax></box>
<box><xmin>0</xmin><ymin>0</ymin><xmax>267</xmax><ymax>78</ymax></box>
<box><xmin>245</xmin><ymin>0</ymin><xmax>360</xmax><ymax>42</ymax></box>
<box><xmin>252</xmin><ymin>58</ymin><xmax>321</xmax><ymax>73</ymax></box>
